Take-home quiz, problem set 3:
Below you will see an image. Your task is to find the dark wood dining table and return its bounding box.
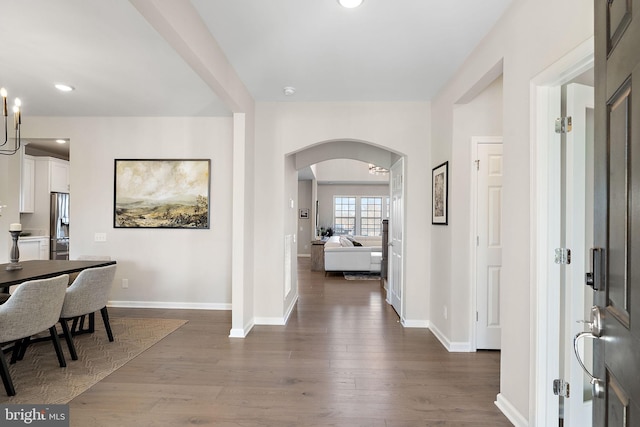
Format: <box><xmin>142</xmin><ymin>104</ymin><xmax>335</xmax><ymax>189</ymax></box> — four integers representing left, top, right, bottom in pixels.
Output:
<box><xmin>0</xmin><ymin>259</ymin><xmax>117</xmax><ymax>293</ymax></box>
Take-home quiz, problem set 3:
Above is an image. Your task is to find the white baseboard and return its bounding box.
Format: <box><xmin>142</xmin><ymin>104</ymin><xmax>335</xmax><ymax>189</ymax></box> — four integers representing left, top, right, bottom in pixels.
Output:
<box><xmin>428</xmin><ymin>323</ymin><xmax>473</xmax><ymax>352</ymax></box>
<box><xmin>255</xmin><ymin>295</ymin><xmax>299</xmax><ymax>326</ymax></box>
<box><xmin>284</xmin><ymin>295</ymin><xmax>298</xmax><ymax>323</ymax></box>
<box><xmin>229</xmin><ymin>318</ymin><xmax>254</xmax><ymax>338</ymax></box>
<box><xmin>495</xmin><ymin>393</ymin><xmax>528</xmax><ymax>427</ymax></box>
<box><xmin>254</xmin><ymin>317</ymin><xmax>286</xmax><ymax>325</ymax></box>
<box><xmin>228</xmin><ymin>328</ymin><xmax>246</xmax><ymax>338</ymax></box>
<box><xmin>402</xmin><ymin>319</ymin><xmax>429</xmax><ymax>328</ymax></box>
<box><xmin>108</xmin><ymin>300</ymin><xmax>231</xmax><ymax>311</ymax></box>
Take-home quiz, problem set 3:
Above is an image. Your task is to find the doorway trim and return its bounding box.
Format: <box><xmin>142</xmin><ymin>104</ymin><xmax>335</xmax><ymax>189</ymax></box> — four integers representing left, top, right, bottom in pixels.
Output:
<box><xmin>289</xmin><ymin>140</ymin><xmax>408</xmax><ymax>323</ymax></box>
<box><xmin>469</xmin><ymin>135</ymin><xmax>503</xmax><ymax>351</ymax></box>
<box><xmin>529</xmin><ymin>37</ymin><xmax>593</xmax><ymax>426</ymax></box>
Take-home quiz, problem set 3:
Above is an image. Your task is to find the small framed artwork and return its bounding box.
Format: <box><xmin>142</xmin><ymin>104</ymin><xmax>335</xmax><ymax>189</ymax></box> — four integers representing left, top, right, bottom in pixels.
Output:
<box><xmin>114</xmin><ymin>159</ymin><xmax>211</xmax><ymax>229</ymax></box>
<box><xmin>299</xmin><ymin>208</ymin><xmax>309</xmax><ymax>219</ymax></box>
<box><xmin>432</xmin><ymin>161</ymin><xmax>448</xmax><ymax>225</ymax></box>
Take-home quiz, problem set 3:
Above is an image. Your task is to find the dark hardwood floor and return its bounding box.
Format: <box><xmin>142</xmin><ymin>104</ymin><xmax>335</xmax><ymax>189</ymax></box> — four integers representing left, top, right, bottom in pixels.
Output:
<box><xmin>69</xmin><ymin>258</ymin><xmax>511</xmax><ymax>426</ymax></box>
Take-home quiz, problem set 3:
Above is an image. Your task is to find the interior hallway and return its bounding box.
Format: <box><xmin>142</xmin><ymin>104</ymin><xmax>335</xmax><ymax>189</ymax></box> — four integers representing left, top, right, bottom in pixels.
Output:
<box><xmin>69</xmin><ymin>258</ymin><xmax>511</xmax><ymax>426</ymax></box>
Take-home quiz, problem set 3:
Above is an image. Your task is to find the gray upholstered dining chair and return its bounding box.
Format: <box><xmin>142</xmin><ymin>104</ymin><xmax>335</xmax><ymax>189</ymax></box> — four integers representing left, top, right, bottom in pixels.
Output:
<box><xmin>59</xmin><ymin>264</ymin><xmax>116</xmax><ymax>360</ymax></box>
<box><xmin>65</xmin><ymin>256</ymin><xmax>112</xmax><ymax>335</ymax></box>
<box><xmin>0</xmin><ymin>274</ymin><xmax>69</xmax><ymax>396</ymax></box>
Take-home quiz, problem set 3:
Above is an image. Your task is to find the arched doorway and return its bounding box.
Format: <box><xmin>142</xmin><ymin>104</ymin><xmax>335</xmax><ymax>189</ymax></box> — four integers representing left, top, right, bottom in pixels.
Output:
<box><xmin>289</xmin><ymin>139</ymin><xmax>406</xmax><ymax>318</ymax></box>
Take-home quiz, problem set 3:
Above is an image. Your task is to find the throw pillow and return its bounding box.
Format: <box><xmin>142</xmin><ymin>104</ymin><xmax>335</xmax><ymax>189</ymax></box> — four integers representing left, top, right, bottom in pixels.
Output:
<box><xmin>339</xmin><ymin>236</ymin><xmax>354</xmax><ymax>247</ymax></box>
<box><xmin>352</xmin><ymin>240</ymin><xmax>363</xmax><ymax>246</ymax></box>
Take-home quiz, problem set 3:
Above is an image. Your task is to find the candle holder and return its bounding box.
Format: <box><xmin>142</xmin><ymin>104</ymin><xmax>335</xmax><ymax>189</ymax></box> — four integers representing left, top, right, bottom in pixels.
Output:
<box><xmin>6</xmin><ymin>230</ymin><xmax>22</xmax><ymax>271</ymax></box>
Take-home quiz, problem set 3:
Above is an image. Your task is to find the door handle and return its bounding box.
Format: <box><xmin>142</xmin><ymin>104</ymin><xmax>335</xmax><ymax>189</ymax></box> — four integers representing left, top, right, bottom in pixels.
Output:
<box><xmin>573</xmin><ymin>332</ymin><xmax>605</xmax><ymax>398</ymax></box>
<box><xmin>576</xmin><ymin>305</ymin><xmax>603</xmax><ymax>337</ymax></box>
<box><xmin>573</xmin><ymin>305</ymin><xmax>605</xmax><ymax>398</ymax></box>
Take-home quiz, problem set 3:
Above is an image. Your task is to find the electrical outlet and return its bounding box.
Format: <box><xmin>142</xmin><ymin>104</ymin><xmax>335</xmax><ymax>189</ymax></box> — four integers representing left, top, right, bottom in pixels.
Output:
<box><xmin>121</xmin><ymin>278</ymin><xmax>129</xmax><ymax>289</ymax></box>
<box><xmin>94</xmin><ymin>232</ymin><xmax>107</xmax><ymax>242</ymax></box>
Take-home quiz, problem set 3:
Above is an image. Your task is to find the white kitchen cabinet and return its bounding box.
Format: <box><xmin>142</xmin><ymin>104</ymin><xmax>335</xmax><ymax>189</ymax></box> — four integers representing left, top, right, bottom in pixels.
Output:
<box><xmin>20</xmin><ymin>154</ymin><xmax>35</xmax><ymax>213</ymax></box>
<box><xmin>50</xmin><ymin>158</ymin><xmax>70</xmax><ymax>193</ymax></box>
<box><xmin>36</xmin><ymin>157</ymin><xmax>70</xmax><ymax>194</ymax></box>
<box><xmin>17</xmin><ymin>237</ymin><xmax>49</xmax><ymax>261</ymax></box>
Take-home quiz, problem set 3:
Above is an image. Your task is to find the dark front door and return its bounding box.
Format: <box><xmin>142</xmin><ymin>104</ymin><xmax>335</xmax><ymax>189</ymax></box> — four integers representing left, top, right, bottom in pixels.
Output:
<box><xmin>593</xmin><ymin>0</ymin><xmax>640</xmax><ymax>425</ymax></box>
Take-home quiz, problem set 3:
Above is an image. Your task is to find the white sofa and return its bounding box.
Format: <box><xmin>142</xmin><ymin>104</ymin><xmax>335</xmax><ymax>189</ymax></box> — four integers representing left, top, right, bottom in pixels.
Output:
<box><xmin>324</xmin><ymin>235</ymin><xmax>382</xmax><ymax>272</ymax></box>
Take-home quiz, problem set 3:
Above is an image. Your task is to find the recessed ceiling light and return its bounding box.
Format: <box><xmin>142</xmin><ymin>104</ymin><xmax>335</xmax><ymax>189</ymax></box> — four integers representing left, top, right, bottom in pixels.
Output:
<box><xmin>283</xmin><ymin>86</ymin><xmax>296</xmax><ymax>96</ymax></box>
<box><xmin>55</xmin><ymin>84</ymin><xmax>75</xmax><ymax>92</ymax></box>
<box><xmin>55</xmin><ymin>139</ymin><xmax>67</xmax><ymax>144</ymax></box>
<box><xmin>338</xmin><ymin>0</ymin><xmax>364</xmax><ymax>8</ymax></box>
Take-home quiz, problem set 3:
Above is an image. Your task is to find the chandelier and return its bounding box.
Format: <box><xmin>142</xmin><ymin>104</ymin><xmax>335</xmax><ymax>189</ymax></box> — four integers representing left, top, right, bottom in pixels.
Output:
<box><xmin>368</xmin><ymin>164</ymin><xmax>389</xmax><ymax>175</ymax></box>
<box><xmin>0</xmin><ymin>87</ymin><xmax>22</xmax><ymax>156</ymax></box>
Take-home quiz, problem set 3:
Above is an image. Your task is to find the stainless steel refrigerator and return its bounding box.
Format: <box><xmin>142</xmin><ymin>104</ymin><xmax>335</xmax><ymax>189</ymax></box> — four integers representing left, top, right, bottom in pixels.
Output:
<box><xmin>50</xmin><ymin>192</ymin><xmax>70</xmax><ymax>260</ymax></box>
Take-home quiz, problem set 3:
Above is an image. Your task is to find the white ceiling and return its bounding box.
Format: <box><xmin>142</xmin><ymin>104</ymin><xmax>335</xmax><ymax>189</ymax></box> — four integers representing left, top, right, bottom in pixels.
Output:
<box><xmin>0</xmin><ymin>0</ymin><xmax>228</xmax><ymax>117</ymax></box>
<box><xmin>192</xmin><ymin>0</ymin><xmax>513</xmax><ymax>102</ymax></box>
<box><xmin>0</xmin><ymin>0</ymin><xmax>513</xmax><ymax>119</ymax></box>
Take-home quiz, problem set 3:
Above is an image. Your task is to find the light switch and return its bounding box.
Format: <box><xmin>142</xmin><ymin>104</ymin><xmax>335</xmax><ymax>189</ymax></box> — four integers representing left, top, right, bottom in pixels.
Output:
<box><xmin>94</xmin><ymin>232</ymin><xmax>107</xmax><ymax>242</ymax></box>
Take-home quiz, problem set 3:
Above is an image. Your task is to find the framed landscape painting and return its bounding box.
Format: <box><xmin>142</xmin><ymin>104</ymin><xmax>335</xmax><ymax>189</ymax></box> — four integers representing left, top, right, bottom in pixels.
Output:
<box><xmin>114</xmin><ymin>159</ymin><xmax>211</xmax><ymax>229</ymax></box>
<box><xmin>432</xmin><ymin>161</ymin><xmax>448</xmax><ymax>225</ymax></box>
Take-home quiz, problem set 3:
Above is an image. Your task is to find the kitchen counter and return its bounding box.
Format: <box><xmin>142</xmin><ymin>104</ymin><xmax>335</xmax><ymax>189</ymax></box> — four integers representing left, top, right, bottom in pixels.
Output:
<box><xmin>19</xmin><ymin>235</ymin><xmax>49</xmax><ymax>240</ymax></box>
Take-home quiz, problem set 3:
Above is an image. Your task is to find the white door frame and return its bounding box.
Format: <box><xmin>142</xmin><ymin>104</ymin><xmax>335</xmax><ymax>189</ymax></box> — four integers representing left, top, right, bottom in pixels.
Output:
<box><xmin>563</xmin><ymin>82</ymin><xmax>594</xmax><ymax>427</ymax></box>
<box><xmin>529</xmin><ymin>37</ymin><xmax>593</xmax><ymax>426</ymax></box>
<box><xmin>469</xmin><ymin>136</ymin><xmax>503</xmax><ymax>351</ymax></box>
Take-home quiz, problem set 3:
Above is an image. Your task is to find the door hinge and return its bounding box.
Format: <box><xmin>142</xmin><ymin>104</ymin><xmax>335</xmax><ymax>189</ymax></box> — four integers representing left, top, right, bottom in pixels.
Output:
<box><xmin>555</xmin><ymin>248</ymin><xmax>571</xmax><ymax>265</ymax></box>
<box><xmin>555</xmin><ymin>116</ymin><xmax>573</xmax><ymax>134</ymax></box>
<box><xmin>474</xmin><ymin>159</ymin><xmax>480</xmax><ymax>170</ymax></box>
<box><xmin>553</xmin><ymin>379</ymin><xmax>570</xmax><ymax>398</ymax></box>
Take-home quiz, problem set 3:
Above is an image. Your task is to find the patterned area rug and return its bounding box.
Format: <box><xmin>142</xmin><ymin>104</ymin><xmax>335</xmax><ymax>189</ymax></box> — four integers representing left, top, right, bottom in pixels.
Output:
<box><xmin>343</xmin><ymin>272</ymin><xmax>381</xmax><ymax>280</ymax></box>
<box><xmin>0</xmin><ymin>317</ymin><xmax>187</xmax><ymax>404</ymax></box>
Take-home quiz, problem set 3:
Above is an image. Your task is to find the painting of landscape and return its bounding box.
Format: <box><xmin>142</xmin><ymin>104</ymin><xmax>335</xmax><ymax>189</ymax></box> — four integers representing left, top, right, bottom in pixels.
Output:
<box><xmin>114</xmin><ymin>159</ymin><xmax>210</xmax><ymax>229</ymax></box>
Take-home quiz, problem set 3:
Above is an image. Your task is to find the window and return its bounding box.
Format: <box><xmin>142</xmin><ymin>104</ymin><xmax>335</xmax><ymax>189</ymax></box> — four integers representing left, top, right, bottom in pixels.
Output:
<box><xmin>333</xmin><ymin>195</ymin><xmax>389</xmax><ymax>236</ymax></box>
<box><xmin>360</xmin><ymin>197</ymin><xmax>383</xmax><ymax>236</ymax></box>
<box><xmin>334</xmin><ymin>196</ymin><xmax>356</xmax><ymax>235</ymax></box>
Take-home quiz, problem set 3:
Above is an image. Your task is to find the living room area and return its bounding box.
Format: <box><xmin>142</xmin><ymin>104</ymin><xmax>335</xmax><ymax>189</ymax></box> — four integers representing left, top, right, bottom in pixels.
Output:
<box><xmin>297</xmin><ymin>158</ymin><xmax>390</xmax><ymax>281</ymax></box>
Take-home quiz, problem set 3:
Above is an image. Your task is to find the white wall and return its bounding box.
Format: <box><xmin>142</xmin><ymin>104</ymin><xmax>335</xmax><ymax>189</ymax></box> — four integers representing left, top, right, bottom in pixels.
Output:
<box><xmin>284</xmin><ymin>155</ymin><xmax>298</xmax><ymax>317</ymax></box>
<box><xmin>429</xmin><ymin>75</ymin><xmax>503</xmax><ymax>346</ymax></box>
<box><xmin>254</xmin><ymin>101</ymin><xmax>430</xmax><ymax>325</ymax></box>
<box><xmin>0</xmin><ymin>155</ymin><xmax>20</xmax><ymax>262</ymax></box>
<box><xmin>430</xmin><ymin>0</ymin><xmax>593</xmax><ymax>422</ymax></box>
<box><xmin>297</xmin><ymin>180</ymin><xmax>313</xmax><ymax>255</ymax></box>
<box><xmin>22</xmin><ymin>116</ymin><xmax>234</xmax><ymax>308</ymax></box>
<box><xmin>315</xmin><ymin>159</ymin><xmax>389</xmax><ymax>183</ymax></box>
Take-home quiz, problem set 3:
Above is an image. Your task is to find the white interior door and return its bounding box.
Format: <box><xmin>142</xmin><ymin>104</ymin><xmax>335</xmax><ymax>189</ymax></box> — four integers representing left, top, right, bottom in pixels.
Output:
<box><xmin>474</xmin><ymin>139</ymin><xmax>503</xmax><ymax>350</ymax></box>
<box><xmin>389</xmin><ymin>158</ymin><xmax>404</xmax><ymax>317</ymax></box>
<box><xmin>562</xmin><ymin>82</ymin><xmax>594</xmax><ymax>427</ymax></box>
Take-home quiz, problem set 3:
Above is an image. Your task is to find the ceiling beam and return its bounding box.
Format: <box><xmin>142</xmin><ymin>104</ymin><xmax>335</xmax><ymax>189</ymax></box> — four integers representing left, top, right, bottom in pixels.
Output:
<box><xmin>129</xmin><ymin>0</ymin><xmax>254</xmax><ymax>114</ymax></box>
